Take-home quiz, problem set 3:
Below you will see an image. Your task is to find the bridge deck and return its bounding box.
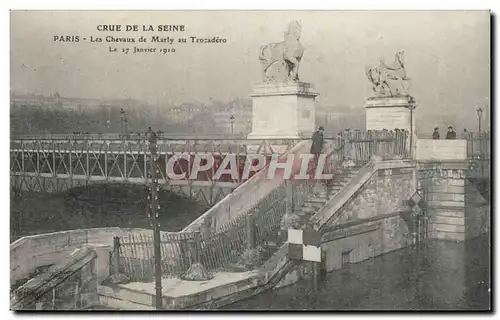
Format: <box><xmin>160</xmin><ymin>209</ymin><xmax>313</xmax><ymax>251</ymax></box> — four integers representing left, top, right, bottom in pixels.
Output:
<box><xmin>9</xmin><ymin>137</ymin><xmax>311</xmax><ymax>204</ymax></box>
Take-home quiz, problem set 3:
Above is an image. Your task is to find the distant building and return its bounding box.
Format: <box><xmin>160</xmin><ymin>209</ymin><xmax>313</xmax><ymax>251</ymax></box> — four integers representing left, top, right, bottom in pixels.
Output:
<box><xmin>10</xmin><ymin>93</ymin><xmax>140</xmax><ymax>112</ymax></box>
<box><xmin>11</xmin><ymin>92</ymin><xmax>63</xmax><ymax>110</ymax></box>
<box><xmin>165</xmin><ymin>102</ymin><xmax>205</xmax><ymax>123</ymax></box>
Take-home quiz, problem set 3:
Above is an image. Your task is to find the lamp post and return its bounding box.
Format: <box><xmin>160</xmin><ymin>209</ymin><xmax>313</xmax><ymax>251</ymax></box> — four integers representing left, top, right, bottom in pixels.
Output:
<box><xmin>476</xmin><ymin>108</ymin><xmax>485</xmax><ymax>177</ymax></box>
<box><xmin>147</xmin><ymin>129</ymin><xmax>163</xmax><ymax>309</ymax></box>
<box><xmin>229</xmin><ymin>115</ymin><xmax>235</xmax><ymax>135</ymax></box>
<box><xmin>477</xmin><ymin>107</ymin><xmax>483</xmax><ymax>133</ymax></box>
<box><xmin>407</xmin><ymin>97</ymin><xmax>417</xmax><ymax>159</ymax></box>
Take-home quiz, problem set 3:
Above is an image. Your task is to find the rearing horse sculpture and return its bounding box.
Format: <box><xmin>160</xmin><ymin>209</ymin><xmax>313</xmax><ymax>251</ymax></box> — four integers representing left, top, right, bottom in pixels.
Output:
<box><xmin>259</xmin><ymin>21</ymin><xmax>304</xmax><ymax>83</ymax></box>
<box><xmin>365</xmin><ymin>51</ymin><xmax>410</xmax><ymax>96</ymax></box>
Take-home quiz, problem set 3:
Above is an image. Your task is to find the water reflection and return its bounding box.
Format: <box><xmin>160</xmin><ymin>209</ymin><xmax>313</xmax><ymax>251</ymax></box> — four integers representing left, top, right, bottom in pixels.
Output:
<box><xmin>225</xmin><ymin>235</ymin><xmax>490</xmax><ymax>310</ymax></box>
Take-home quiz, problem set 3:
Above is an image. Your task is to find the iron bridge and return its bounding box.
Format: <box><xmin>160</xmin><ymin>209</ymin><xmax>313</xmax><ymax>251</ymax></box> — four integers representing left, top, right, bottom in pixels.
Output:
<box><xmin>10</xmin><ymin>136</ymin><xmax>305</xmax><ymax>205</ymax></box>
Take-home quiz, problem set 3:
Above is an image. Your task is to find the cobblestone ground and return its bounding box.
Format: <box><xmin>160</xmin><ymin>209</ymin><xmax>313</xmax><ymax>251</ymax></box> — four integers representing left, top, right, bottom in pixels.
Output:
<box><xmin>10</xmin><ymin>184</ymin><xmax>209</xmax><ymax>242</ymax></box>
<box><xmin>225</xmin><ymin>235</ymin><xmax>491</xmax><ymax>311</ymax></box>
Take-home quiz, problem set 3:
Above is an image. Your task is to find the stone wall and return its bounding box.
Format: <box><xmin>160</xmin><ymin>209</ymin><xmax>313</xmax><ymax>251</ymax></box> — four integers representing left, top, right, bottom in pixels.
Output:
<box><xmin>276</xmin><ymin>160</ymin><xmax>417</xmax><ymax>289</ymax></box>
<box><xmin>319</xmin><ymin>165</ymin><xmax>415</xmax><ymax>271</ymax></box>
<box><xmin>310</xmin><ymin>160</ymin><xmax>416</xmax><ymax>229</ymax></box>
<box><xmin>322</xmin><ymin>224</ymin><xmax>381</xmax><ymax>272</ymax></box>
<box><xmin>332</xmin><ymin>167</ymin><xmax>415</xmax><ymax>225</ymax></box>
<box><xmin>418</xmin><ymin>162</ymin><xmax>468</xmax><ymax>241</ymax></box>
<box><xmin>418</xmin><ymin>160</ymin><xmax>489</xmax><ymax>242</ymax></box>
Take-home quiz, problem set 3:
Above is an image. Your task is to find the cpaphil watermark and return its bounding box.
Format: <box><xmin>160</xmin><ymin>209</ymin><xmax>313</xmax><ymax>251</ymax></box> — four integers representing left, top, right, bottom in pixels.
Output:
<box><xmin>159</xmin><ymin>153</ymin><xmax>334</xmax><ymax>181</ymax></box>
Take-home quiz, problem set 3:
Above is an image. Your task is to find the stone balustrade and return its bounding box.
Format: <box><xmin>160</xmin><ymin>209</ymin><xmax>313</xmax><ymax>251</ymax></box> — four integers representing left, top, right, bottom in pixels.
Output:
<box><xmin>416</xmin><ymin>139</ymin><xmax>467</xmax><ymax>161</ymax></box>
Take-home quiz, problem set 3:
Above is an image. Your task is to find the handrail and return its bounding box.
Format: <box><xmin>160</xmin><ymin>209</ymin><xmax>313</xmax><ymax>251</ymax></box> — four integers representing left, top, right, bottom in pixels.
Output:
<box><xmin>11</xmin><ymin>133</ymin><xmax>345</xmax><ymax>142</ymax></box>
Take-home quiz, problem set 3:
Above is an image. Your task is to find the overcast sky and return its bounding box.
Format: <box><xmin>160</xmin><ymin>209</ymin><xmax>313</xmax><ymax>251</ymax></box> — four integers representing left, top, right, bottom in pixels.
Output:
<box><xmin>10</xmin><ymin>10</ymin><xmax>490</xmax><ymax>129</ymax></box>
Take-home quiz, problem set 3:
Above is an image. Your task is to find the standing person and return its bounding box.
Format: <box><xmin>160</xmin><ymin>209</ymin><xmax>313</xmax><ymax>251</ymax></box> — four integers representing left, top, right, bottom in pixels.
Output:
<box><xmin>446</xmin><ymin>125</ymin><xmax>456</xmax><ymax>140</ymax></box>
<box><xmin>461</xmin><ymin>128</ymin><xmax>468</xmax><ymax>139</ymax></box>
<box><xmin>432</xmin><ymin>127</ymin><xmax>440</xmax><ymax>140</ymax></box>
<box><xmin>310</xmin><ymin>126</ymin><xmax>325</xmax><ymax>177</ymax></box>
<box><xmin>311</xmin><ymin>126</ymin><xmax>325</xmax><ymax>159</ymax></box>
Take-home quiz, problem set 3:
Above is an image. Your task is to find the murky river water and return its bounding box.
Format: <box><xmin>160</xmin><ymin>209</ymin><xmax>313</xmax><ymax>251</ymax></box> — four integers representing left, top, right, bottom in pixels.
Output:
<box><xmin>225</xmin><ymin>235</ymin><xmax>491</xmax><ymax>311</ymax></box>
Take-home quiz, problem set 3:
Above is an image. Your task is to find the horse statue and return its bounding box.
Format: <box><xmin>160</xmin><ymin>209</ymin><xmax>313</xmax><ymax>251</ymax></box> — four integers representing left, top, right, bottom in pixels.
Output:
<box><xmin>259</xmin><ymin>20</ymin><xmax>304</xmax><ymax>83</ymax></box>
<box><xmin>365</xmin><ymin>51</ymin><xmax>411</xmax><ymax>97</ymax></box>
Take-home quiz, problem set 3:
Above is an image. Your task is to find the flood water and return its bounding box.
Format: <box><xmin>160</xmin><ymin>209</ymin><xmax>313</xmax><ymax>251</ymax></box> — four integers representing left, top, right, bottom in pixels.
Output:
<box><xmin>225</xmin><ymin>235</ymin><xmax>491</xmax><ymax>311</ymax></box>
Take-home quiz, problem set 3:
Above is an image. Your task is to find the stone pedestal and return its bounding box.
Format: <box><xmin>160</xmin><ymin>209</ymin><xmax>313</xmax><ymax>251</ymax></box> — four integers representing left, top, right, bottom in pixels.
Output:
<box><xmin>364</xmin><ymin>95</ymin><xmax>417</xmax><ymax>157</ymax></box>
<box><xmin>247</xmin><ymin>82</ymin><xmax>319</xmax><ymax>140</ymax></box>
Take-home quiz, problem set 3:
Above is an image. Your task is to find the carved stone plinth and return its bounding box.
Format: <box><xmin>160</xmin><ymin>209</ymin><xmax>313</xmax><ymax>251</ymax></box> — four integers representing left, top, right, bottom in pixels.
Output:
<box><xmin>247</xmin><ymin>82</ymin><xmax>319</xmax><ymax>140</ymax></box>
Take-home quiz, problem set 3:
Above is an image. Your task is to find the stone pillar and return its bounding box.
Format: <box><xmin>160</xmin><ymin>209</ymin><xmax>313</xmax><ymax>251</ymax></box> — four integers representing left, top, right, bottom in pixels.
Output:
<box><xmin>364</xmin><ymin>95</ymin><xmax>417</xmax><ymax>158</ymax></box>
<box><xmin>92</xmin><ymin>244</ymin><xmax>112</xmax><ymax>284</ymax></box>
<box><xmin>247</xmin><ymin>82</ymin><xmax>319</xmax><ymax>140</ymax></box>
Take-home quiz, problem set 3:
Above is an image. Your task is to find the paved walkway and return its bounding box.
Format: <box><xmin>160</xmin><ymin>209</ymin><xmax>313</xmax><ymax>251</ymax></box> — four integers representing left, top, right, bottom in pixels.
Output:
<box><xmin>118</xmin><ymin>271</ymin><xmax>259</xmax><ymax>297</ymax></box>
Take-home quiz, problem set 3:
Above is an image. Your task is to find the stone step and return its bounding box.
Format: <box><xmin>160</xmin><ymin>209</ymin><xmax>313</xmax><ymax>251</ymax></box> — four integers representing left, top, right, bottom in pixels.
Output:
<box><xmin>331</xmin><ymin>175</ymin><xmax>346</xmax><ymax>180</ymax></box>
<box><xmin>336</xmin><ymin>172</ymin><xmax>356</xmax><ymax>178</ymax></box>
<box><xmin>312</xmin><ymin>193</ymin><xmax>329</xmax><ymax>200</ymax></box>
<box><xmin>329</xmin><ymin>190</ymin><xmax>341</xmax><ymax>196</ymax></box>
<box><xmin>305</xmin><ymin>197</ymin><xmax>329</xmax><ymax>204</ymax></box>
<box><xmin>344</xmin><ymin>168</ymin><xmax>360</xmax><ymax>174</ymax></box>
<box><xmin>295</xmin><ymin>210</ymin><xmax>317</xmax><ymax>218</ymax></box>
<box><xmin>333</xmin><ymin>178</ymin><xmax>351</xmax><ymax>184</ymax></box>
<box><xmin>330</xmin><ymin>182</ymin><xmax>346</xmax><ymax>187</ymax></box>
<box><xmin>302</xmin><ymin>201</ymin><xmax>326</xmax><ymax>209</ymax></box>
<box><xmin>331</xmin><ymin>182</ymin><xmax>344</xmax><ymax>188</ymax></box>
<box><xmin>310</xmin><ymin>185</ymin><xmax>327</xmax><ymax>192</ymax></box>
<box><xmin>303</xmin><ymin>198</ymin><xmax>326</xmax><ymax>205</ymax></box>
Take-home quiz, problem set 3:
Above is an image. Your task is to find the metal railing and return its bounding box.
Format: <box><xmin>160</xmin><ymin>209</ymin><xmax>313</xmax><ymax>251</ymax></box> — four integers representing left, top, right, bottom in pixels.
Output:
<box><xmin>339</xmin><ymin>130</ymin><xmax>410</xmax><ymax>162</ymax></box>
<box><xmin>464</xmin><ymin>132</ymin><xmax>490</xmax><ymax>159</ymax></box>
<box><xmin>111</xmin><ymin>142</ymin><xmax>348</xmax><ymax>281</ymax></box>
<box><xmin>11</xmin><ymin>247</ymin><xmax>98</xmax><ymax>310</ymax></box>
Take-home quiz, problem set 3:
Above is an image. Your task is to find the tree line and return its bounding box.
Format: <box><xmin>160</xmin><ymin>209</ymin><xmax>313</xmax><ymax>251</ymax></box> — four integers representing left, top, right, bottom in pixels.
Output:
<box><xmin>10</xmin><ymin>104</ymin><xmax>182</xmax><ymax>136</ymax></box>
<box><xmin>10</xmin><ymin>101</ymin><xmax>368</xmax><ymax>137</ymax></box>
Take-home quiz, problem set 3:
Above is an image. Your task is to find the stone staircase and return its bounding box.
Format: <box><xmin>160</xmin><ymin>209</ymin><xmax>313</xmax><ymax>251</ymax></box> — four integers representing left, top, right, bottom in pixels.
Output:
<box><xmin>293</xmin><ymin>163</ymin><xmax>364</xmax><ymax>226</ymax></box>
<box><xmin>261</xmin><ymin>163</ymin><xmax>364</xmax><ymax>253</ymax></box>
